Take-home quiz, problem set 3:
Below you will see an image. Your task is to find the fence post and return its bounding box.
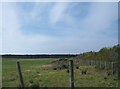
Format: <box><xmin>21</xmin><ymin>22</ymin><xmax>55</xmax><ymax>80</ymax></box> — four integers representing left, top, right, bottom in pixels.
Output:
<box><xmin>105</xmin><ymin>62</ymin><xmax>107</xmax><ymax>70</ymax></box>
<box><xmin>17</xmin><ymin>61</ymin><xmax>24</xmax><ymax>88</ymax></box>
<box><xmin>99</xmin><ymin>61</ymin><xmax>102</xmax><ymax>69</ymax></box>
<box><xmin>69</xmin><ymin>60</ymin><xmax>74</xmax><ymax>89</ymax></box>
<box><xmin>112</xmin><ymin>62</ymin><xmax>115</xmax><ymax>75</ymax></box>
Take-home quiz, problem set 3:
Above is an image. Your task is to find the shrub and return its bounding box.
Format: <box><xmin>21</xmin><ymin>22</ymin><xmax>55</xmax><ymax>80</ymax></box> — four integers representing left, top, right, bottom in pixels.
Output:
<box><xmin>81</xmin><ymin>70</ymin><xmax>87</xmax><ymax>75</ymax></box>
<box><xmin>53</xmin><ymin>67</ymin><xmax>57</xmax><ymax>70</ymax></box>
<box><xmin>66</xmin><ymin>69</ymin><xmax>69</xmax><ymax>73</ymax></box>
<box><xmin>76</xmin><ymin>66</ymin><xmax>79</xmax><ymax>69</ymax></box>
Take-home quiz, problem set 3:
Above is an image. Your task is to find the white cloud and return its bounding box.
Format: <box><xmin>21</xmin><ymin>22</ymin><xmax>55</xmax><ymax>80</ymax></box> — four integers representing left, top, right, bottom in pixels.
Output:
<box><xmin>2</xmin><ymin>2</ymin><xmax>118</xmax><ymax>54</ymax></box>
<box><xmin>30</xmin><ymin>3</ymin><xmax>48</xmax><ymax>20</ymax></box>
<box><xmin>30</xmin><ymin>3</ymin><xmax>40</xmax><ymax>20</ymax></box>
<box><xmin>2</xmin><ymin>3</ymin><xmax>54</xmax><ymax>54</ymax></box>
<box><xmin>82</xmin><ymin>3</ymin><xmax>118</xmax><ymax>33</ymax></box>
<box><xmin>0</xmin><ymin>3</ymin><xmax>2</xmax><ymax>54</ymax></box>
<box><xmin>65</xmin><ymin>2</ymin><xmax>118</xmax><ymax>39</ymax></box>
<box><xmin>51</xmin><ymin>2</ymin><xmax>118</xmax><ymax>53</ymax></box>
<box><xmin>49</xmin><ymin>2</ymin><xmax>68</xmax><ymax>24</ymax></box>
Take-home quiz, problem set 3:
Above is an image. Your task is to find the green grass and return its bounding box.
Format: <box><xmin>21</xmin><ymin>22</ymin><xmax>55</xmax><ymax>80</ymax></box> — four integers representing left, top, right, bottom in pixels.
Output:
<box><xmin>2</xmin><ymin>58</ymin><xmax>118</xmax><ymax>87</ymax></box>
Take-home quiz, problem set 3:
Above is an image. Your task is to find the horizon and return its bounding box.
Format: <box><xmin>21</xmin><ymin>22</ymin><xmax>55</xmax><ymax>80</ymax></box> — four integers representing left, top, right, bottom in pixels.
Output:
<box><xmin>1</xmin><ymin>43</ymin><xmax>118</xmax><ymax>55</ymax></box>
<box><xmin>1</xmin><ymin>53</ymin><xmax>79</xmax><ymax>55</ymax></box>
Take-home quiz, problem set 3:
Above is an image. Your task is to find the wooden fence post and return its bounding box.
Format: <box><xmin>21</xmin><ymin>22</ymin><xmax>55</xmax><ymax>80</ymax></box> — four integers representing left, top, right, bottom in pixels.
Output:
<box><xmin>17</xmin><ymin>61</ymin><xmax>24</xmax><ymax>88</ymax></box>
<box><xmin>105</xmin><ymin>62</ymin><xmax>107</xmax><ymax>70</ymax></box>
<box><xmin>112</xmin><ymin>62</ymin><xmax>115</xmax><ymax>75</ymax></box>
<box><xmin>99</xmin><ymin>61</ymin><xmax>102</xmax><ymax>69</ymax></box>
<box><xmin>69</xmin><ymin>60</ymin><xmax>74</xmax><ymax>89</ymax></box>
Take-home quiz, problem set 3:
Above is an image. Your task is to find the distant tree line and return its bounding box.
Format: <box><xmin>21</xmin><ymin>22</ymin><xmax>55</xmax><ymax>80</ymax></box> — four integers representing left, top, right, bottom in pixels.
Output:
<box><xmin>76</xmin><ymin>44</ymin><xmax>120</xmax><ymax>62</ymax></box>
<box><xmin>2</xmin><ymin>54</ymin><xmax>78</xmax><ymax>59</ymax></box>
<box><xmin>72</xmin><ymin>44</ymin><xmax>120</xmax><ymax>75</ymax></box>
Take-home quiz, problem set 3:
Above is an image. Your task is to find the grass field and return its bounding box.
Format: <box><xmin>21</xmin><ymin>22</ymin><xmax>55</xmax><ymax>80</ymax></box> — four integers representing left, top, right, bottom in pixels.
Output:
<box><xmin>2</xmin><ymin>58</ymin><xmax>118</xmax><ymax>87</ymax></box>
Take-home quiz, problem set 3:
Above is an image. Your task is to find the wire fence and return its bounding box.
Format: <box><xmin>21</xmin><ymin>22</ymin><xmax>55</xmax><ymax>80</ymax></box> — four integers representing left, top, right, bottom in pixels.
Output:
<box><xmin>78</xmin><ymin>59</ymin><xmax>118</xmax><ymax>75</ymax></box>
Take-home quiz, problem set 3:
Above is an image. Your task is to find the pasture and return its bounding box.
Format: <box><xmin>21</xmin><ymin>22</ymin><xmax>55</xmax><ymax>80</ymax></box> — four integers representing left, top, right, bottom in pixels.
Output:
<box><xmin>2</xmin><ymin>58</ymin><xmax>118</xmax><ymax>87</ymax></box>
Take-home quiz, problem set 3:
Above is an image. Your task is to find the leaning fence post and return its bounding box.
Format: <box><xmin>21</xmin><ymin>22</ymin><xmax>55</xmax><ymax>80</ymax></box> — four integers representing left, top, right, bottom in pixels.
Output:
<box><xmin>69</xmin><ymin>60</ymin><xmax>74</xmax><ymax>89</ymax></box>
<box><xmin>17</xmin><ymin>61</ymin><xmax>24</xmax><ymax>88</ymax></box>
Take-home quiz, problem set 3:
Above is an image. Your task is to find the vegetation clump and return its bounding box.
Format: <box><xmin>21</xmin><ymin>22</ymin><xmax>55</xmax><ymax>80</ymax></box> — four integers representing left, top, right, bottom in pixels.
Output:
<box><xmin>52</xmin><ymin>58</ymin><xmax>69</xmax><ymax>70</ymax></box>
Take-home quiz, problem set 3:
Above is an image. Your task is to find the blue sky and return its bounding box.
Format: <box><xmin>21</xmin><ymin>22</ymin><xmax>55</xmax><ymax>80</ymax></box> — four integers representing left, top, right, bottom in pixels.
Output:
<box><xmin>2</xmin><ymin>2</ymin><xmax>118</xmax><ymax>54</ymax></box>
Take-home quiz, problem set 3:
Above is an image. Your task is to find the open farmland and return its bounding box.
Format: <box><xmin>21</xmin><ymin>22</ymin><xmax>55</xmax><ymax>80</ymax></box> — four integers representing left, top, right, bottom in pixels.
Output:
<box><xmin>2</xmin><ymin>58</ymin><xmax>118</xmax><ymax>87</ymax></box>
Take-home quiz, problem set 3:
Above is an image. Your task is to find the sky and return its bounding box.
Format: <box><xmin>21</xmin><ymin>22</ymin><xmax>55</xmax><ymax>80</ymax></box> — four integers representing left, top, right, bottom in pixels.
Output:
<box><xmin>1</xmin><ymin>2</ymin><xmax>118</xmax><ymax>54</ymax></box>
